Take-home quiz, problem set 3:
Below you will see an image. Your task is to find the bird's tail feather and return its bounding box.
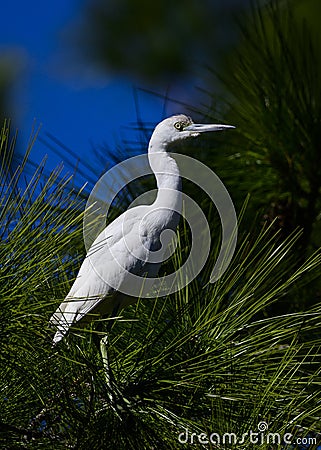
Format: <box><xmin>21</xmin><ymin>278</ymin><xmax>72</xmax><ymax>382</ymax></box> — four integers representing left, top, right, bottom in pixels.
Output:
<box><xmin>50</xmin><ymin>307</ymin><xmax>76</xmax><ymax>345</ymax></box>
<box><xmin>50</xmin><ymin>295</ymin><xmax>106</xmax><ymax>344</ymax></box>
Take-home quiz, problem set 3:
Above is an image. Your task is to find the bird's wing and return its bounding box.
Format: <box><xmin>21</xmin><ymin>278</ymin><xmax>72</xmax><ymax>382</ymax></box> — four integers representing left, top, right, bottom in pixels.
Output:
<box><xmin>51</xmin><ymin>207</ymin><xmax>150</xmax><ymax>343</ymax></box>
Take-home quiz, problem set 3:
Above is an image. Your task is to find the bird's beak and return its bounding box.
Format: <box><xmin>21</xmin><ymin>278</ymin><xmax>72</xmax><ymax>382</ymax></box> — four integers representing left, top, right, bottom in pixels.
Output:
<box><xmin>185</xmin><ymin>123</ymin><xmax>235</xmax><ymax>133</ymax></box>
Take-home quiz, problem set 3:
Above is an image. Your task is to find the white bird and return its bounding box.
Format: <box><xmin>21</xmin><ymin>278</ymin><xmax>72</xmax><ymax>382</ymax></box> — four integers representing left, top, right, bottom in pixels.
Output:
<box><xmin>50</xmin><ymin>114</ymin><xmax>234</xmax><ymax>344</ymax></box>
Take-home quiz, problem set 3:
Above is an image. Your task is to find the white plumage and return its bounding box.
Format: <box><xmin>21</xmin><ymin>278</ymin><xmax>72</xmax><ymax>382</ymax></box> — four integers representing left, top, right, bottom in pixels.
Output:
<box><xmin>50</xmin><ymin>115</ymin><xmax>234</xmax><ymax>343</ymax></box>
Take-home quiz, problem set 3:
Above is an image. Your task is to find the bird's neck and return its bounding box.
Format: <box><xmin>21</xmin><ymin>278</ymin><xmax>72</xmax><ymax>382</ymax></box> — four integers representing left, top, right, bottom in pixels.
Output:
<box><xmin>148</xmin><ymin>141</ymin><xmax>182</xmax><ymax>213</ymax></box>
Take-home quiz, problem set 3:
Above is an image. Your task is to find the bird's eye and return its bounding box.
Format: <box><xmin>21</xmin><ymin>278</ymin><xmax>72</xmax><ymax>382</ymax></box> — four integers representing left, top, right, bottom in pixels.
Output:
<box><xmin>174</xmin><ymin>122</ymin><xmax>184</xmax><ymax>131</ymax></box>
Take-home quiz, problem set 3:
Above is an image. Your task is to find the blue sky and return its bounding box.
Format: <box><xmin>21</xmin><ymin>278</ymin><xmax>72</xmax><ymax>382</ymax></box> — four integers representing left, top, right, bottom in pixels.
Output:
<box><xmin>0</xmin><ymin>0</ymin><xmax>173</xmax><ymax>171</ymax></box>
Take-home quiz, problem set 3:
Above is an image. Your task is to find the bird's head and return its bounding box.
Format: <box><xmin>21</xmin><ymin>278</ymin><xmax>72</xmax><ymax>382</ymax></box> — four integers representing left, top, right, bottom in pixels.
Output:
<box><xmin>151</xmin><ymin>114</ymin><xmax>235</xmax><ymax>149</ymax></box>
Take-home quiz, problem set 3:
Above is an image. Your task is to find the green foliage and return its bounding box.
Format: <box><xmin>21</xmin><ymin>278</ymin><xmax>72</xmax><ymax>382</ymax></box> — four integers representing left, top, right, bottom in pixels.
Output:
<box><xmin>72</xmin><ymin>0</ymin><xmax>250</xmax><ymax>84</ymax></box>
<box><xmin>0</xmin><ymin>123</ymin><xmax>320</xmax><ymax>449</ymax></box>
<box><xmin>1</xmin><ymin>2</ymin><xmax>321</xmax><ymax>447</ymax></box>
<box><xmin>203</xmin><ymin>0</ymin><xmax>321</xmax><ymax>253</ymax></box>
<box><xmin>0</xmin><ymin>123</ymin><xmax>86</xmax><ymax>446</ymax></box>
